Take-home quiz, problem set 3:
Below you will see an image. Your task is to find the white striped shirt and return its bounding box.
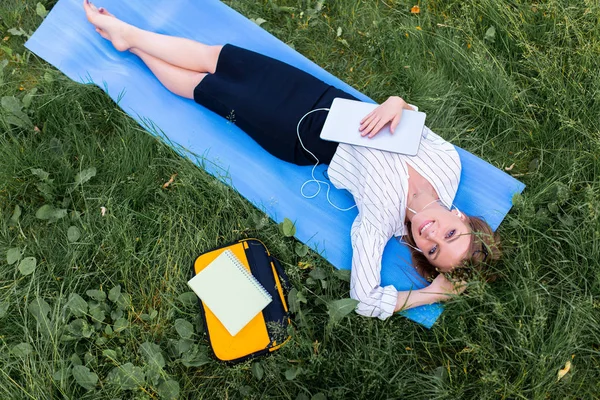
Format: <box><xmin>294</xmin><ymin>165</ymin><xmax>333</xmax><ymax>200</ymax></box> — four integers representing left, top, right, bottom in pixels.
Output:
<box><xmin>327</xmin><ymin>127</ymin><xmax>461</xmax><ymax>319</ymax></box>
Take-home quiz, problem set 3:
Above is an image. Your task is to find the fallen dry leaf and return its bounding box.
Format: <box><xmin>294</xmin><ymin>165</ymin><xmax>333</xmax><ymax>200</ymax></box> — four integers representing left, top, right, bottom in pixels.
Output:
<box><xmin>557</xmin><ymin>360</ymin><xmax>571</xmax><ymax>381</ymax></box>
<box><xmin>162</xmin><ymin>173</ymin><xmax>177</xmax><ymax>189</ymax></box>
<box><xmin>411</xmin><ymin>5</ymin><xmax>420</xmax><ymax>14</ymax></box>
<box><xmin>505</xmin><ymin>163</ymin><xmax>516</xmax><ymax>171</ymax></box>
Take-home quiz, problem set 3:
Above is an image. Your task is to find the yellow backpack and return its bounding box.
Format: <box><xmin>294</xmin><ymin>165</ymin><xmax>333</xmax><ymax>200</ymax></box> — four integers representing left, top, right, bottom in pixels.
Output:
<box><xmin>192</xmin><ymin>238</ymin><xmax>291</xmax><ymax>363</ymax></box>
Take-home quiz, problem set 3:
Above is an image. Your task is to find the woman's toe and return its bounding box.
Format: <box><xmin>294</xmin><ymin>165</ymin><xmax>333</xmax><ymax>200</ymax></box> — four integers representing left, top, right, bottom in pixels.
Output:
<box><xmin>99</xmin><ymin>8</ymin><xmax>115</xmax><ymax>17</ymax></box>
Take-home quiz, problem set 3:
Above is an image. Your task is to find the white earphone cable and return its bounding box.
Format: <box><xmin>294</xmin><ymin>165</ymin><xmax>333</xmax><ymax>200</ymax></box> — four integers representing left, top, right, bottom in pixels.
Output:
<box><xmin>296</xmin><ymin>108</ymin><xmax>357</xmax><ymax>212</ymax></box>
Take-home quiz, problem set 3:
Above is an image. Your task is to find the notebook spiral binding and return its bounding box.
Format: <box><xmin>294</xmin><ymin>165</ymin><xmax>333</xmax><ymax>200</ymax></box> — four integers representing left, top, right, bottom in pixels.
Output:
<box><xmin>223</xmin><ymin>249</ymin><xmax>272</xmax><ymax>301</ymax></box>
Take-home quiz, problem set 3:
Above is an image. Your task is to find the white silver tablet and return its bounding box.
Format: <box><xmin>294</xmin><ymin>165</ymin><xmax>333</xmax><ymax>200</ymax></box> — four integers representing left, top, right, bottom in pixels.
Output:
<box><xmin>319</xmin><ymin>98</ymin><xmax>426</xmax><ymax>156</ymax></box>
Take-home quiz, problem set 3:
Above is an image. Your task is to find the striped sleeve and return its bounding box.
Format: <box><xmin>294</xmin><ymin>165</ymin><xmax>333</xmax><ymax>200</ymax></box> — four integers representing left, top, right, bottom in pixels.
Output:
<box><xmin>349</xmin><ymin>213</ymin><xmax>398</xmax><ymax>320</ymax></box>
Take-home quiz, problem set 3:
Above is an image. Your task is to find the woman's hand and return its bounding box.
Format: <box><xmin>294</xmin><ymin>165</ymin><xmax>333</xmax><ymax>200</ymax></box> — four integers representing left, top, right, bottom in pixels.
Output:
<box><xmin>427</xmin><ymin>274</ymin><xmax>467</xmax><ymax>301</ymax></box>
<box><xmin>359</xmin><ymin>96</ymin><xmax>415</xmax><ymax>138</ymax></box>
<box><xmin>393</xmin><ymin>273</ymin><xmax>466</xmax><ymax>312</ymax></box>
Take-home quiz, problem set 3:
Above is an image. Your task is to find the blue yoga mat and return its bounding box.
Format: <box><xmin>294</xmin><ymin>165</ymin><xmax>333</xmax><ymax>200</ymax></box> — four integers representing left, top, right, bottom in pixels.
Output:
<box><xmin>26</xmin><ymin>0</ymin><xmax>525</xmax><ymax>328</ymax></box>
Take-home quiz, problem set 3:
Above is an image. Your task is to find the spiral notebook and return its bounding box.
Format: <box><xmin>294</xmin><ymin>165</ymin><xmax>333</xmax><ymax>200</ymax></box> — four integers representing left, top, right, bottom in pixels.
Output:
<box><xmin>187</xmin><ymin>249</ymin><xmax>272</xmax><ymax>336</ymax></box>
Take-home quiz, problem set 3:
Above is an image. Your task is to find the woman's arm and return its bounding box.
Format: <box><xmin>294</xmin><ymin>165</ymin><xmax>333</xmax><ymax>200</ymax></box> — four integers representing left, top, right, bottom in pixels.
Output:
<box><xmin>350</xmin><ymin>217</ymin><xmax>399</xmax><ymax>320</ymax></box>
<box><xmin>349</xmin><ymin>211</ymin><xmax>466</xmax><ymax>318</ymax></box>
<box><xmin>394</xmin><ymin>274</ymin><xmax>466</xmax><ymax>312</ymax></box>
<box><xmin>359</xmin><ymin>96</ymin><xmax>415</xmax><ymax>138</ymax></box>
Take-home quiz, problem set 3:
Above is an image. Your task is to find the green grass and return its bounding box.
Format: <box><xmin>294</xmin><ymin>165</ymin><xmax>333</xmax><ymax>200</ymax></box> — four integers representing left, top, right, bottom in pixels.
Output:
<box><xmin>1</xmin><ymin>0</ymin><xmax>600</xmax><ymax>399</ymax></box>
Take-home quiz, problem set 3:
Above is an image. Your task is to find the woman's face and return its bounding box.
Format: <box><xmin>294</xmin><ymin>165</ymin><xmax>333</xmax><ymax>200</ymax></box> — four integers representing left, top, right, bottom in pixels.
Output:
<box><xmin>410</xmin><ymin>205</ymin><xmax>472</xmax><ymax>272</ymax></box>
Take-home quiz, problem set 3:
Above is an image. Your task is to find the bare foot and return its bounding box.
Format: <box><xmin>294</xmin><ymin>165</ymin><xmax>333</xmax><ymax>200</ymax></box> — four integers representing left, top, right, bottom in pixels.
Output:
<box><xmin>83</xmin><ymin>0</ymin><xmax>131</xmax><ymax>51</ymax></box>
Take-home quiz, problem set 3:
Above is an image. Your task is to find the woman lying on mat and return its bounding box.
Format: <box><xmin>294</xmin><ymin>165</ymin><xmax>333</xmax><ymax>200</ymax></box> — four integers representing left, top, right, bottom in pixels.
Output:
<box><xmin>84</xmin><ymin>0</ymin><xmax>500</xmax><ymax>319</ymax></box>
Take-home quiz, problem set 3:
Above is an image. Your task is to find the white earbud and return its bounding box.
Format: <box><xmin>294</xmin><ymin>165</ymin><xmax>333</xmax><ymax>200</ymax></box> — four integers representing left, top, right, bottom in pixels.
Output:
<box><xmin>401</xmin><ymin>240</ymin><xmax>423</xmax><ymax>253</ymax></box>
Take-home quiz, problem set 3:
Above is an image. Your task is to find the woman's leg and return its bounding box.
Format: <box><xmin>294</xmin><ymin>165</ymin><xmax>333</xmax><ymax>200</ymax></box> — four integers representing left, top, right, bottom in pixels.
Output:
<box><xmin>130</xmin><ymin>49</ymin><xmax>205</xmax><ymax>99</ymax></box>
<box><xmin>83</xmin><ymin>0</ymin><xmax>222</xmax><ymax>73</ymax></box>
